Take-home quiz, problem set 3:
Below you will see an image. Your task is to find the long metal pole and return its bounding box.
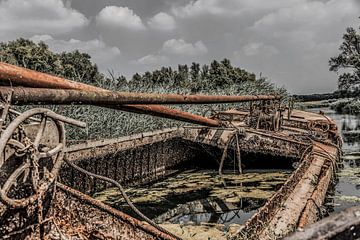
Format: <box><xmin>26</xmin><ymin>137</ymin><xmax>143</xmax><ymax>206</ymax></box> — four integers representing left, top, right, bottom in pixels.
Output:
<box><xmin>0</xmin><ymin>87</ymin><xmax>221</xmax><ymax>127</ymax></box>
<box><xmin>0</xmin><ymin>62</ymin><xmax>279</xmax><ymax>127</ymax></box>
<box><xmin>3</xmin><ymin>87</ymin><xmax>279</xmax><ymax>105</ymax></box>
<box><xmin>0</xmin><ymin>62</ymin><xmax>223</xmax><ymax>126</ymax></box>
<box><xmin>0</xmin><ymin>63</ymin><xmax>224</xmax><ymax>126</ymax></box>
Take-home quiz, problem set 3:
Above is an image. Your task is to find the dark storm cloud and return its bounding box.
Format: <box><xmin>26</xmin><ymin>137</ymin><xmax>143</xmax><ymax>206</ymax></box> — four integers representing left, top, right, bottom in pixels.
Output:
<box><xmin>0</xmin><ymin>0</ymin><xmax>359</xmax><ymax>93</ymax></box>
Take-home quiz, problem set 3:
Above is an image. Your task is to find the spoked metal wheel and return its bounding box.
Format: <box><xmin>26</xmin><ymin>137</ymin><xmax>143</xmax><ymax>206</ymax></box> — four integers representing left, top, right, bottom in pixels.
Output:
<box><xmin>0</xmin><ymin>108</ymin><xmax>67</xmax><ymax>208</ymax></box>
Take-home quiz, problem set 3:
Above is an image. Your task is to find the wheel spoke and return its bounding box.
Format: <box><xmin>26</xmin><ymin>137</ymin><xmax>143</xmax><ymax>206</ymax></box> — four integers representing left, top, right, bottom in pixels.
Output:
<box><xmin>2</xmin><ymin>162</ymin><xmax>30</xmax><ymax>194</ymax></box>
<box><xmin>34</xmin><ymin>115</ymin><xmax>47</xmax><ymax>148</ymax></box>
<box><xmin>39</xmin><ymin>143</ymin><xmax>63</xmax><ymax>159</ymax></box>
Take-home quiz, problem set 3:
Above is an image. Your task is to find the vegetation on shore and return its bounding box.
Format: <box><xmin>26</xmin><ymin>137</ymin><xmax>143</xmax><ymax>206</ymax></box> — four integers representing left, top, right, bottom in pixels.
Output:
<box><xmin>0</xmin><ymin>38</ymin><xmax>285</xmax><ymax>140</ymax></box>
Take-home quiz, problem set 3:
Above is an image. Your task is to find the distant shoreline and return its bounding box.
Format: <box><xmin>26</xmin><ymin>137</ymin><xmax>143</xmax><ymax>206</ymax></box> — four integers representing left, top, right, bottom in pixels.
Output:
<box><xmin>294</xmin><ymin>91</ymin><xmax>360</xmax><ymax>115</ymax></box>
<box><xmin>293</xmin><ymin>91</ymin><xmax>358</xmax><ymax>102</ymax></box>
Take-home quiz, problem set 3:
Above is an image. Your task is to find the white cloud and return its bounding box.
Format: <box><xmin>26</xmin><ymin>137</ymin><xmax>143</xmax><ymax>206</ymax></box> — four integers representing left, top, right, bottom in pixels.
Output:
<box><xmin>172</xmin><ymin>0</ymin><xmax>303</xmax><ymax>18</ymax></box>
<box><xmin>148</xmin><ymin>12</ymin><xmax>176</xmax><ymax>31</ymax></box>
<box><xmin>241</xmin><ymin>42</ymin><xmax>278</xmax><ymax>56</ymax></box>
<box><xmin>161</xmin><ymin>39</ymin><xmax>208</xmax><ymax>56</ymax></box>
<box><xmin>133</xmin><ymin>54</ymin><xmax>168</xmax><ymax>65</ymax></box>
<box><xmin>96</xmin><ymin>6</ymin><xmax>146</xmax><ymax>31</ymax></box>
<box><xmin>252</xmin><ymin>0</ymin><xmax>358</xmax><ymax>39</ymax></box>
<box><xmin>30</xmin><ymin>34</ymin><xmax>54</xmax><ymax>42</ymax></box>
<box><xmin>0</xmin><ymin>0</ymin><xmax>88</xmax><ymax>39</ymax></box>
<box><xmin>132</xmin><ymin>38</ymin><xmax>208</xmax><ymax>66</ymax></box>
<box><xmin>30</xmin><ymin>35</ymin><xmax>121</xmax><ymax>70</ymax></box>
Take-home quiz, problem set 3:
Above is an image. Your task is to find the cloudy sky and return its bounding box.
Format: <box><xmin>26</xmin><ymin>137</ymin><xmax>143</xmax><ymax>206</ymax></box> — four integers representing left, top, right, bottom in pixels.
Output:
<box><xmin>0</xmin><ymin>0</ymin><xmax>359</xmax><ymax>93</ymax></box>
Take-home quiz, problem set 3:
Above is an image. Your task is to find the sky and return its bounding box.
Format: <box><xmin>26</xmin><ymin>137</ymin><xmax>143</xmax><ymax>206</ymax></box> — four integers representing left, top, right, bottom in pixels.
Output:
<box><xmin>0</xmin><ymin>0</ymin><xmax>359</xmax><ymax>94</ymax></box>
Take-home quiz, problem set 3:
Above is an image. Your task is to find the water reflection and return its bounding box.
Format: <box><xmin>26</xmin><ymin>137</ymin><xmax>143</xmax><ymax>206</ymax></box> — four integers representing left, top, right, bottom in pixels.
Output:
<box><xmin>94</xmin><ymin>170</ymin><xmax>289</xmax><ymax>227</ymax></box>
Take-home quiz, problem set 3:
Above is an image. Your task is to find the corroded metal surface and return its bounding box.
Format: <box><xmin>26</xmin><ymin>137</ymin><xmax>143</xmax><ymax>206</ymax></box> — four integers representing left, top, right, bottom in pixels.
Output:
<box><xmin>0</xmin><ymin>63</ymin><xmax>343</xmax><ymax>240</ymax></box>
<box><xmin>0</xmin><ymin>62</ymin><xmax>279</xmax><ymax>127</ymax></box>
<box><xmin>229</xmin><ymin>113</ymin><xmax>340</xmax><ymax>240</ymax></box>
<box><xmin>0</xmin><ymin>104</ymin><xmax>341</xmax><ymax>240</ymax></box>
<box><xmin>0</xmin><ymin>62</ymin><xmax>219</xmax><ymax>127</ymax></box>
<box><xmin>1</xmin><ymin>87</ymin><xmax>280</xmax><ymax>105</ymax></box>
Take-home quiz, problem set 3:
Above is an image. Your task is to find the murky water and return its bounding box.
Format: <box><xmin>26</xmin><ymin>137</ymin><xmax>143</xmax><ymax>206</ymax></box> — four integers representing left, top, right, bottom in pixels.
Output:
<box><xmin>94</xmin><ymin>170</ymin><xmax>290</xmax><ymax>229</ymax></box>
<box><xmin>308</xmin><ymin>107</ymin><xmax>360</xmax><ymax>213</ymax></box>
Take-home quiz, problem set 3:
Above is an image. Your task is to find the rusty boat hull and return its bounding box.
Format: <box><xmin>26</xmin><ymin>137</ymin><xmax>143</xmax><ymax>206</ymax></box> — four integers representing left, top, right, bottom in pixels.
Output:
<box><xmin>0</xmin><ymin>63</ymin><xmax>345</xmax><ymax>240</ymax></box>
<box><xmin>0</xmin><ymin>109</ymin><xmax>341</xmax><ymax>240</ymax></box>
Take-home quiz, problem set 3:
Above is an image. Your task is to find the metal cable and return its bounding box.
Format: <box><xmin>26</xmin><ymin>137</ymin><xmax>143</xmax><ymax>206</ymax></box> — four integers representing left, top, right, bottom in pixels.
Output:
<box><xmin>63</xmin><ymin>158</ymin><xmax>181</xmax><ymax>240</ymax></box>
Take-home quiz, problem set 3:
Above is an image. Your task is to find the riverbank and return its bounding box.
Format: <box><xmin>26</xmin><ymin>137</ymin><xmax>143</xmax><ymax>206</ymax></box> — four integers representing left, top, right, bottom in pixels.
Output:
<box><xmin>294</xmin><ymin>89</ymin><xmax>360</xmax><ymax>115</ymax></box>
<box><xmin>296</xmin><ymin>98</ymin><xmax>360</xmax><ymax>115</ymax></box>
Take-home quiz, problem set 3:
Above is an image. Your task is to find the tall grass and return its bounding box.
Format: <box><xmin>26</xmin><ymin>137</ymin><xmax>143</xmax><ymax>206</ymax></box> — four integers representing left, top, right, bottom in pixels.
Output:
<box><xmin>42</xmin><ymin>80</ymin><xmax>287</xmax><ymax>141</ymax></box>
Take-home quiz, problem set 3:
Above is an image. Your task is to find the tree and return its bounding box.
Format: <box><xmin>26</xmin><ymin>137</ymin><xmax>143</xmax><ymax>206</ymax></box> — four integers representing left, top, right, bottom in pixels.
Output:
<box><xmin>0</xmin><ymin>38</ymin><xmax>62</xmax><ymax>75</ymax></box>
<box><xmin>177</xmin><ymin>64</ymin><xmax>189</xmax><ymax>87</ymax></box>
<box><xmin>329</xmin><ymin>22</ymin><xmax>360</xmax><ymax>92</ymax></box>
<box><xmin>190</xmin><ymin>62</ymin><xmax>200</xmax><ymax>82</ymax></box>
<box><xmin>189</xmin><ymin>62</ymin><xmax>201</xmax><ymax>92</ymax></box>
<box><xmin>209</xmin><ymin>60</ymin><xmax>231</xmax><ymax>88</ymax></box>
<box><xmin>60</xmin><ymin>50</ymin><xmax>103</xmax><ymax>84</ymax></box>
<box><xmin>116</xmin><ymin>75</ymin><xmax>127</xmax><ymax>89</ymax></box>
<box><xmin>0</xmin><ymin>38</ymin><xmax>105</xmax><ymax>86</ymax></box>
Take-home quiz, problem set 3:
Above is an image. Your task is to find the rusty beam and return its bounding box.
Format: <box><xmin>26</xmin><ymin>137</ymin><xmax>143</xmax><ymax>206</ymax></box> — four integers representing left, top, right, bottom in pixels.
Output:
<box><xmin>0</xmin><ymin>62</ymin><xmax>222</xmax><ymax>126</ymax></box>
<box><xmin>2</xmin><ymin>87</ymin><xmax>279</xmax><ymax>105</ymax></box>
<box><xmin>56</xmin><ymin>183</ymin><xmax>177</xmax><ymax>240</ymax></box>
<box><xmin>0</xmin><ymin>88</ymin><xmax>220</xmax><ymax>127</ymax></box>
<box><xmin>0</xmin><ymin>62</ymin><xmax>279</xmax><ymax>127</ymax></box>
<box><xmin>0</xmin><ymin>62</ymin><xmax>102</xmax><ymax>91</ymax></box>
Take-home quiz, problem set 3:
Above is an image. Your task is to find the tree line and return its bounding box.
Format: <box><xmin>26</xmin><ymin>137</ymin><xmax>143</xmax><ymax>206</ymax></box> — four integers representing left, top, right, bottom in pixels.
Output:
<box><xmin>0</xmin><ymin>38</ymin><xmax>284</xmax><ymax>139</ymax></box>
<box><xmin>0</xmin><ymin>38</ymin><xmax>276</xmax><ymax>95</ymax></box>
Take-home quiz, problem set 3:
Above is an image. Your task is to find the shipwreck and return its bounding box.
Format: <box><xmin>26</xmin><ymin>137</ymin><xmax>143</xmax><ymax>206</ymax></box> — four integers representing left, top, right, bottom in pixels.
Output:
<box><xmin>0</xmin><ymin>62</ymin><xmax>349</xmax><ymax>239</ymax></box>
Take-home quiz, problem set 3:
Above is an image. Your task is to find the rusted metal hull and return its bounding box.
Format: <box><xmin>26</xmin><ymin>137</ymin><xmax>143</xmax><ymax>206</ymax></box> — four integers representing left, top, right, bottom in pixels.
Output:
<box><xmin>0</xmin><ymin>62</ymin><xmax>342</xmax><ymax>240</ymax></box>
<box><xmin>16</xmin><ymin>109</ymin><xmax>335</xmax><ymax>240</ymax></box>
<box><xmin>0</xmin><ymin>109</ymin><xmax>341</xmax><ymax>240</ymax></box>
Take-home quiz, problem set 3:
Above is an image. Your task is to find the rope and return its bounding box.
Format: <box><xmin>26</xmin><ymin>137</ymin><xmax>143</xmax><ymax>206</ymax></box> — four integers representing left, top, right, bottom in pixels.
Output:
<box><xmin>63</xmin><ymin>158</ymin><xmax>181</xmax><ymax>240</ymax></box>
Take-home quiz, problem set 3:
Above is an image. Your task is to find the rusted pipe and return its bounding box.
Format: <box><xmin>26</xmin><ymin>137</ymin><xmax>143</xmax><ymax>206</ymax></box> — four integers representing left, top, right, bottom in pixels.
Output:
<box><xmin>0</xmin><ymin>63</ymin><xmax>222</xmax><ymax>126</ymax></box>
<box><xmin>2</xmin><ymin>87</ymin><xmax>279</xmax><ymax>105</ymax></box>
<box><xmin>0</xmin><ymin>87</ymin><xmax>220</xmax><ymax>127</ymax></box>
<box><xmin>115</xmin><ymin>104</ymin><xmax>221</xmax><ymax>126</ymax></box>
<box><xmin>0</xmin><ymin>62</ymin><xmax>279</xmax><ymax>127</ymax></box>
<box><xmin>0</xmin><ymin>62</ymin><xmax>102</xmax><ymax>91</ymax></box>
<box><xmin>1</xmin><ymin>62</ymin><xmax>276</xmax><ymax>127</ymax></box>
<box><xmin>56</xmin><ymin>183</ymin><xmax>178</xmax><ymax>240</ymax></box>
